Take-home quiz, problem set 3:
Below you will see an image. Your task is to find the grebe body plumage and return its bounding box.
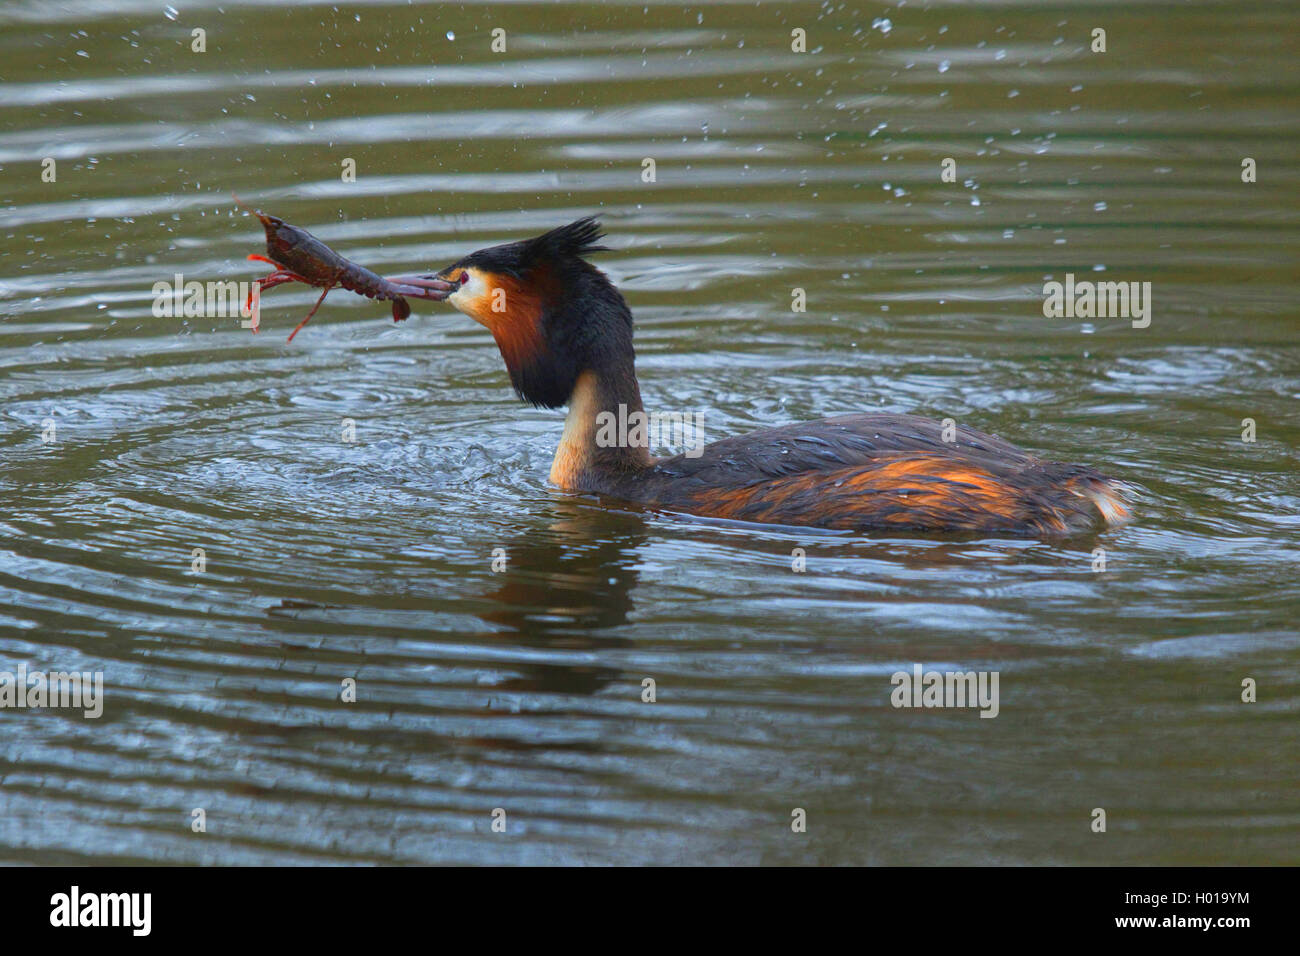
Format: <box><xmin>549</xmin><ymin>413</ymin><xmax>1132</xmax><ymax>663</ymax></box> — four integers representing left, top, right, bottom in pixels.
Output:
<box><xmin>390</xmin><ymin>218</ymin><xmax>1131</xmax><ymax>537</ymax></box>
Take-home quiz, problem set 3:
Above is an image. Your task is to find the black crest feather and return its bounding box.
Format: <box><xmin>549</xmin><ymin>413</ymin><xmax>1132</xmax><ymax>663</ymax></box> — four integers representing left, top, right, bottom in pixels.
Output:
<box><xmin>520</xmin><ymin>217</ymin><xmax>608</xmax><ymax>268</ymax></box>
<box><xmin>449</xmin><ymin>216</ymin><xmax>608</xmax><ymax>280</ymax></box>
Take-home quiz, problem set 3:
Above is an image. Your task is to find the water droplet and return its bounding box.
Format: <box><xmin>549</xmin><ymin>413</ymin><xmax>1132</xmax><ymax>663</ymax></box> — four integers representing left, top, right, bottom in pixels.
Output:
<box><xmin>164</xmin><ymin>5</ymin><xmax>178</xmax><ymax>20</ymax></box>
<box><xmin>445</xmin><ymin>30</ymin><xmax>455</xmax><ymax>41</ymax></box>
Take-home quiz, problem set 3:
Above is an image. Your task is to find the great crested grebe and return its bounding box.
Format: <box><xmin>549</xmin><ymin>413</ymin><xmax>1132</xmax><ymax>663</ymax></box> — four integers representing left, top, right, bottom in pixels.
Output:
<box><xmin>387</xmin><ymin>218</ymin><xmax>1132</xmax><ymax>536</ymax></box>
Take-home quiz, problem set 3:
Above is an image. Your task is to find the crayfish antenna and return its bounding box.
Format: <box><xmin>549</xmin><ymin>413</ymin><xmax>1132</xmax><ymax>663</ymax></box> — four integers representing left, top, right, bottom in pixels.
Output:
<box><xmin>231</xmin><ymin>191</ymin><xmax>272</xmax><ymax>226</ymax></box>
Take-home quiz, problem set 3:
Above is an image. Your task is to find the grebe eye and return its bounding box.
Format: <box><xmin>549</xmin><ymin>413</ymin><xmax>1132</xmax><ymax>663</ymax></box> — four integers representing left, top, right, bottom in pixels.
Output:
<box><xmin>459</xmin><ymin>272</ymin><xmax>469</xmax><ymax>285</ymax></box>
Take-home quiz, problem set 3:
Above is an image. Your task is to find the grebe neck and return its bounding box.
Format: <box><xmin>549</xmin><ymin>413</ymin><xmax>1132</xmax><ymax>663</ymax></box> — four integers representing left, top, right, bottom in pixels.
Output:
<box><xmin>549</xmin><ymin>362</ymin><xmax>651</xmax><ymax>491</ymax></box>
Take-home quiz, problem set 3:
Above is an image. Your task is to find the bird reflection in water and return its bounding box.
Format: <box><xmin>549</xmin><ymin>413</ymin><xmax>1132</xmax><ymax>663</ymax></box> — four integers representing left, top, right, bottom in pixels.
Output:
<box><xmin>470</xmin><ymin>501</ymin><xmax>648</xmax><ymax>696</ymax></box>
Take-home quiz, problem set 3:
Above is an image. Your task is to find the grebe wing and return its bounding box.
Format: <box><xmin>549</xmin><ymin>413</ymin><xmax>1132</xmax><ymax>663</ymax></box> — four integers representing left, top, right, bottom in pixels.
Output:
<box><xmin>639</xmin><ymin>414</ymin><xmax>1128</xmax><ymax>535</ymax></box>
<box><xmin>649</xmin><ymin>412</ymin><xmax>1035</xmax><ymax>484</ymax></box>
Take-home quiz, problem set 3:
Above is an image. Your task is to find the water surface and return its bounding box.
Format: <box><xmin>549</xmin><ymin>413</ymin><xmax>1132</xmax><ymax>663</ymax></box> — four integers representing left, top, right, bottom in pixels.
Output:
<box><xmin>1</xmin><ymin>0</ymin><xmax>1297</xmax><ymax>864</ymax></box>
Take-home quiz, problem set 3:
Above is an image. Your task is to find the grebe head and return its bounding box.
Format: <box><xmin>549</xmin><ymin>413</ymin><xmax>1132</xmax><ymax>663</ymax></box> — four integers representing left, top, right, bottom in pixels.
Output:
<box><xmin>405</xmin><ymin>218</ymin><xmax>634</xmax><ymax>409</ymax></box>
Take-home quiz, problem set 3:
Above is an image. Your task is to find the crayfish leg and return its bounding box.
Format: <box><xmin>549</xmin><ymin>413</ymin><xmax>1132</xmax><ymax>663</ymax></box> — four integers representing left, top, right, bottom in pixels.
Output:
<box><xmin>392</xmin><ymin>297</ymin><xmax>411</xmax><ymax>322</ymax></box>
<box><xmin>286</xmin><ymin>282</ymin><xmax>335</xmax><ymax>342</ymax></box>
<box><xmin>248</xmin><ymin>270</ymin><xmax>301</xmax><ymax>309</ymax></box>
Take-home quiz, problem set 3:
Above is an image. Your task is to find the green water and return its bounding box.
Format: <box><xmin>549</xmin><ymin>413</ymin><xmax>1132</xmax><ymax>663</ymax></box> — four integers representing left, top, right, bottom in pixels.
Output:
<box><xmin>0</xmin><ymin>0</ymin><xmax>1297</xmax><ymax>864</ymax></box>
